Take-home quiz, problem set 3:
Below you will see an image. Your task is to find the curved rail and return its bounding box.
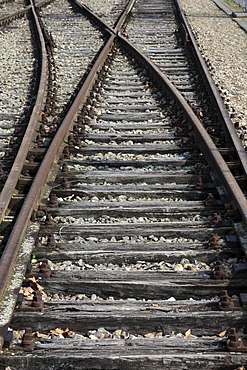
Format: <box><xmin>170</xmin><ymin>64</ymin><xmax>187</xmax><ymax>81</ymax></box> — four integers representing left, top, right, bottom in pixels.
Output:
<box><xmin>0</xmin><ymin>8</ymin><xmax>28</xmax><ymax>25</ymax></box>
<box><xmin>0</xmin><ymin>0</ymin><xmax>247</xmax><ymax>351</ymax></box>
<box><xmin>0</xmin><ymin>3</ymin><xmax>48</xmax><ymax>221</ymax></box>
<box><xmin>0</xmin><ymin>0</ymin><xmax>135</xmax><ymax>325</ymax></box>
<box><xmin>118</xmin><ymin>34</ymin><xmax>247</xmax><ymax>225</ymax></box>
<box><xmin>0</xmin><ymin>0</ymin><xmax>53</xmax><ymax>25</ymax></box>
<box><xmin>0</xmin><ymin>0</ymin><xmax>48</xmax><ymax>291</ymax></box>
<box><xmin>175</xmin><ymin>0</ymin><xmax>247</xmax><ymax>177</ymax></box>
<box><xmin>68</xmin><ymin>0</ymin><xmax>247</xmax><ymax>225</ymax></box>
<box><xmin>72</xmin><ymin>0</ymin><xmax>247</xmax><ymax>188</ymax></box>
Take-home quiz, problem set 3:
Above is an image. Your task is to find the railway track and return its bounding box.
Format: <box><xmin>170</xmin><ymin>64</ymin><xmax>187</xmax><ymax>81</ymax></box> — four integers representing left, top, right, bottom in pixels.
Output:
<box><xmin>0</xmin><ymin>5</ymin><xmax>41</xmax><ymax>209</ymax></box>
<box><xmin>125</xmin><ymin>0</ymin><xmax>247</xmax><ymax>186</ymax></box>
<box><xmin>0</xmin><ymin>0</ymin><xmax>25</xmax><ymax>17</ymax></box>
<box><xmin>0</xmin><ymin>0</ymin><xmax>247</xmax><ymax>368</ymax></box>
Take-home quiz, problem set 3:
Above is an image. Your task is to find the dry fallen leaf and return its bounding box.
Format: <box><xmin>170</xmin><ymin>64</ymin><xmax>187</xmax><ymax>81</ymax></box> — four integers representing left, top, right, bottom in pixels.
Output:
<box><xmin>155</xmin><ymin>332</ymin><xmax>163</xmax><ymax>338</ymax></box>
<box><xmin>144</xmin><ymin>332</ymin><xmax>155</xmax><ymax>338</ymax></box>
<box><xmin>28</xmin><ymin>277</ymin><xmax>44</xmax><ymax>291</ymax></box>
<box><xmin>218</xmin><ymin>330</ymin><xmax>227</xmax><ymax>337</ymax></box>
<box><xmin>113</xmin><ymin>329</ymin><xmax>122</xmax><ymax>336</ymax></box>
<box><xmin>20</xmin><ymin>286</ymin><xmax>34</xmax><ymax>299</ymax></box>
<box><xmin>184</xmin><ymin>329</ymin><xmax>191</xmax><ymax>338</ymax></box>
<box><xmin>13</xmin><ymin>331</ymin><xmax>23</xmax><ymax>340</ymax></box>
<box><xmin>50</xmin><ymin>328</ymin><xmax>65</xmax><ymax>335</ymax></box>
<box><xmin>49</xmin><ymin>327</ymin><xmax>74</xmax><ymax>338</ymax></box>
<box><xmin>35</xmin><ymin>331</ymin><xmax>48</xmax><ymax>339</ymax></box>
<box><xmin>63</xmin><ymin>328</ymin><xmax>74</xmax><ymax>335</ymax></box>
<box><xmin>152</xmin><ymin>303</ymin><xmax>159</xmax><ymax>307</ymax></box>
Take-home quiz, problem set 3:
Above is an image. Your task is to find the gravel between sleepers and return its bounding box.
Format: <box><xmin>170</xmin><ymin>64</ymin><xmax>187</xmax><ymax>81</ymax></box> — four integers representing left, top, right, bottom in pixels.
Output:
<box><xmin>179</xmin><ymin>0</ymin><xmax>247</xmax><ymax>144</ymax></box>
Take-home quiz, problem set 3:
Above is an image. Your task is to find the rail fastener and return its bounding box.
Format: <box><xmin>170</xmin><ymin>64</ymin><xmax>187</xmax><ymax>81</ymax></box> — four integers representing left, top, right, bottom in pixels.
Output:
<box><xmin>227</xmin><ymin>328</ymin><xmax>247</xmax><ymax>352</ymax></box>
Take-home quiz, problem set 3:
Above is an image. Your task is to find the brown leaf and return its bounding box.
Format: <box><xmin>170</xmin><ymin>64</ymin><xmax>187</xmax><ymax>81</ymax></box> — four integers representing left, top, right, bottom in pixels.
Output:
<box><xmin>218</xmin><ymin>330</ymin><xmax>227</xmax><ymax>337</ymax></box>
<box><xmin>144</xmin><ymin>332</ymin><xmax>155</xmax><ymax>338</ymax></box>
<box><xmin>155</xmin><ymin>332</ymin><xmax>163</xmax><ymax>338</ymax></box>
<box><xmin>28</xmin><ymin>277</ymin><xmax>43</xmax><ymax>291</ymax></box>
<box><xmin>184</xmin><ymin>329</ymin><xmax>191</xmax><ymax>338</ymax></box>
<box><xmin>36</xmin><ymin>331</ymin><xmax>48</xmax><ymax>339</ymax></box>
<box><xmin>13</xmin><ymin>331</ymin><xmax>23</xmax><ymax>340</ymax></box>
<box><xmin>50</xmin><ymin>328</ymin><xmax>65</xmax><ymax>335</ymax></box>
<box><xmin>20</xmin><ymin>286</ymin><xmax>34</xmax><ymax>299</ymax></box>
<box><xmin>113</xmin><ymin>329</ymin><xmax>122</xmax><ymax>336</ymax></box>
<box><xmin>63</xmin><ymin>329</ymin><xmax>75</xmax><ymax>338</ymax></box>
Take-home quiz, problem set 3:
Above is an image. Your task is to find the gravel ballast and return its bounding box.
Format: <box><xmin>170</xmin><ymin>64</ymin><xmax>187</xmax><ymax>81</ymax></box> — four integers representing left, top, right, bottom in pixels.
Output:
<box><xmin>179</xmin><ymin>0</ymin><xmax>247</xmax><ymax>142</ymax></box>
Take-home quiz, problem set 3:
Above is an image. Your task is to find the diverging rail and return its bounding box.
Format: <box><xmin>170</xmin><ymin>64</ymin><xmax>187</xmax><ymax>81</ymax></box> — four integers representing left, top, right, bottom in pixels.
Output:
<box><xmin>117</xmin><ymin>34</ymin><xmax>247</xmax><ymax>226</ymax></box>
<box><xmin>0</xmin><ymin>0</ymin><xmax>247</xmax><ymax>353</ymax></box>
<box><xmin>0</xmin><ymin>0</ymin><xmax>136</xmax><ymax>349</ymax></box>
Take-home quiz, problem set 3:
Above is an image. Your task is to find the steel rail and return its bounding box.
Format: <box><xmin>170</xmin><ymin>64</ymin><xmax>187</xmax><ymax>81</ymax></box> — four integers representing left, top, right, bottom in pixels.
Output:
<box><xmin>118</xmin><ymin>34</ymin><xmax>247</xmax><ymax>226</ymax></box>
<box><xmin>0</xmin><ymin>3</ymin><xmax>48</xmax><ymax>223</ymax></box>
<box><xmin>0</xmin><ymin>0</ymin><xmax>48</xmax><ymax>291</ymax></box>
<box><xmin>0</xmin><ymin>0</ymin><xmax>135</xmax><ymax>344</ymax></box>
<box><xmin>0</xmin><ymin>8</ymin><xmax>28</xmax><ymax>24</ymax></box>
<box><xmin>67</xmin><ymin>1</ymin><xmax>247</xmax><ymax>223</ymax></box>
<box><xmin>0</xmin><ymin>0</ymin><xmax>53</xmax><ymax>25</ymax></box>
<box><xmin>71</xmin><ymin>0</ymin><xmax>247</xmax><ymax>187</ymax></box>
<box><xmin>1</xmin><ymin>0</ymin><xmax>245</xmax><ymax>350</ymax></box>
<box><xmin>175</xmin><ymin>0</ymin><xmax>247</xmax><ymax>177</ymax></box>
<box><xmin>112</xmin><ymin>0</ymin><xmax>136</xmax><ymax>30</ymax></box>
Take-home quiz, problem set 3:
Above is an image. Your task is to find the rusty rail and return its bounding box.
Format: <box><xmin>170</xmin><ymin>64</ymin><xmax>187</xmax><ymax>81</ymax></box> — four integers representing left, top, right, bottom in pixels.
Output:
<box><xmin>0</xmin><ymin>3</ymin><xmax>48</xmax><ymax>222</ymax></box>
<box><xmin>0</xmin><ymin>8</ymin><xmax>28</xmax><ymax>25</ymax></box>
<box><xmin>0</xmin><ymin>0</ymin><xmax>48</xmax><ymax>291</ymax></box>
<box><xmin>0</xmin><ymin>0</ymin><xmax>135</xmax><ymax>345</ymax></box>
<box><xmin>1</xmin><ymin>0</ymin><xmax>246</xmax><ymax>351</ymax></box>
<box><xmin>0</xmin><ymin>0</ymin><xmax>53</xmax><ymax>25</ymax></box>
<box><xmin>175</xmin><ymin>0</ymin><xmax>247</xmax><ymax>177</ymax></box>
<box><xmin>72</xmin><ymin>0</ymin><xmax>247</xmax><ymax>188</ymax></box>
<box><xmin>0</xmin><ymin>0</ymin><xmax>135</xmax><ymax>298</ymax></box>
<box><xmin>118</xmin><ymin>34</ymin><xmax>247</xmax><ymax>226</ymax></box>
